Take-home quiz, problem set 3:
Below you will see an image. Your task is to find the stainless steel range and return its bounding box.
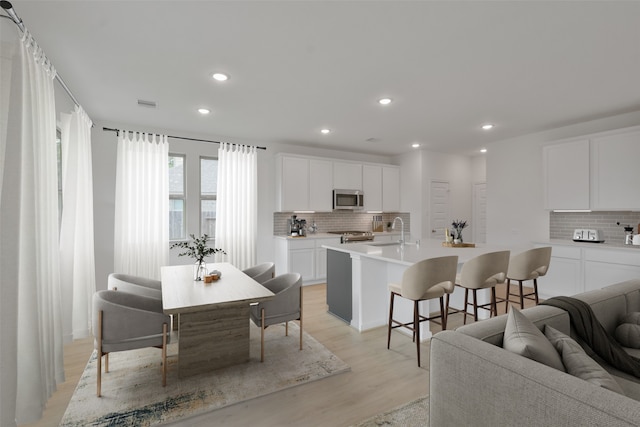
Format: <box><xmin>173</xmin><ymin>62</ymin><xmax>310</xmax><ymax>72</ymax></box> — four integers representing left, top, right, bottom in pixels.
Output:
<box><xmin>327</xmin><ymin>230</ymin><xmax>374</xmax><ymax>244</ymax></box>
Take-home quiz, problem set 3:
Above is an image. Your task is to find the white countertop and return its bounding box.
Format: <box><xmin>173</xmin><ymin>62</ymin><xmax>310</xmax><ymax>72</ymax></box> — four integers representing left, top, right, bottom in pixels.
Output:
<box><xmin>274</xmin><ymin>231</ymin><xmax>401</xmax><ymax>240</ymax></box>
<box><xmin>322</xmin><ymin>239</ymin><xmax>513</xmax><ymax>267</ymax></box>
<box><xmin>533</xmin><ymin>239</ymin><xmax>640</xmax><ymax>250</ymax></box>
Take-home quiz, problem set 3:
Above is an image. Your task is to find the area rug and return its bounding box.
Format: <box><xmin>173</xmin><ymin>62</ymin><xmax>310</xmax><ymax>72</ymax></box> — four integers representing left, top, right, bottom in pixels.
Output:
<box><xmin>60</xmin><ymin>322</ymin><xmax>349</xmax><ymax>426</ymax></box>
<box><xmin>352</xmin><ymin>397</ymin><xmax>429</xmax><ymax>427</ymax></box>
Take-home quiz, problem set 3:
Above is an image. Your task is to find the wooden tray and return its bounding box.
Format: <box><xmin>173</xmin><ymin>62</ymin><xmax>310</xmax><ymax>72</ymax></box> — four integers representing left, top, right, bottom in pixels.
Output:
<box><xmin>442</xmin><ymin>242</ymin><xmax>475</xmax><ymax>248</ymax></box>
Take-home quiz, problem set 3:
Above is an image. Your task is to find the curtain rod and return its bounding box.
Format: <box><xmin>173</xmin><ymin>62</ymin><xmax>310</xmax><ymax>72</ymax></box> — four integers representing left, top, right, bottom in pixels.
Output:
<box><xmin>1</xmin><ymin>1</ymin><xmax>82</xmax><ymax>108</ymax></box>
<box><xmin>102</xmin><ymin>127</ymin><xmax>267</xmax><ymax>150</ymax></box>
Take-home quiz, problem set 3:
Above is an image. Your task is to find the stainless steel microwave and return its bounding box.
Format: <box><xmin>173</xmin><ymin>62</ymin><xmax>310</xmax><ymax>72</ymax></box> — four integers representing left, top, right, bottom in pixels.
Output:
<box><xmin>333</xmin><ymin>189</ymin><xmax>364</xmax><ymax>210</ymax></box>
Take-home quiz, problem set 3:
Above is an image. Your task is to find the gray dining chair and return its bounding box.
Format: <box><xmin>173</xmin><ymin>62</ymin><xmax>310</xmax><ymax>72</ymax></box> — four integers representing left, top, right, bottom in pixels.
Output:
<box><xmin>242</xmin><ymin>262</ymin><xmax>276</xmax><ymax>285</ymax></box>
<box><xmin>249</xmin><ymin>273</ymin><xmax>302</xmax><ymax>362</ymax></box>
<box><xmin>108</xmin><ymin>273</ymin><xmax>162</xmax><ymax>300</ymax></box>
<box><xmin>92</xmin><ymin>290</ymin><xmax>171</xmax><ymax>397</ymax></box>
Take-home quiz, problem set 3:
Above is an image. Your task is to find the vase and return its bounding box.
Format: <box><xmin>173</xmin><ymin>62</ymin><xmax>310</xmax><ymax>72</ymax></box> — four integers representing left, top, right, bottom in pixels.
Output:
<box><xmin>194</xmin><ymin>260</ymin><xmax>207</xmax><ymax>281</ymax></box>
<box><xmin>454</xmin><ymin>230</ymin><xmax>463</xmax><ymax>244</ymax></box>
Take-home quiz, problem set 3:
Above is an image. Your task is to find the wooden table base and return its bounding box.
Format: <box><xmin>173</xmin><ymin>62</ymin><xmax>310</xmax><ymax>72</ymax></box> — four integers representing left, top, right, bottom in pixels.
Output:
<box><xmin>177</xmin><ymin>303</ymin><xmax>250</xmax><ymax>378</ymax></box>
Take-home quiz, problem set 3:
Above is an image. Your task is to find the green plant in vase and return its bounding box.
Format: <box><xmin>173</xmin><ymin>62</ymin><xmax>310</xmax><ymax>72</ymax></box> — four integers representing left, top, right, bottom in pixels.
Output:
<box><xmin>170</xmin><ymin>234</ymin><xmax>226</xmax><ymax>281</ymax></box>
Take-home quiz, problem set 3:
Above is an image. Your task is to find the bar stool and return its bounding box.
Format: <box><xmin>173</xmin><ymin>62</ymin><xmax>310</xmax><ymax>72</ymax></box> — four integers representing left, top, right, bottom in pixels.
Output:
<box><xmin>446</xmin><ymin>251</ymin><xmax>510</xmax><ymax>325</ymax></box>
<box><xmin>387</xmin><ymin>255</ymin><xmax>458</xmax><ymax>367</ymax></box>
<box><xmin>504</xmin><ymin>247</ymin><xmax>552</xmax><ymax>311</ymax></box>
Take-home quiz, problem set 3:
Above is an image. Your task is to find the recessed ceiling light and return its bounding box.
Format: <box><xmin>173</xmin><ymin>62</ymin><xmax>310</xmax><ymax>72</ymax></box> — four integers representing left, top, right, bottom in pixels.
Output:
<box><xmin>378</xmin><ymin>98</ymin><xmax>392</xmax><ymax>105</ymax></box>
<box><xmin>480</xmin><ymin>148</ymin><xmax>487</xmax><ymax>153</ymax></box>
<box><xmin>212</xmin><ymin>73</ymin><xmax>229</xmax><ymax>81</ymax></box>
<box><xmin>320</xmin><ymin>128</ymin><xmax>331</xmax><ymax>134</ymax></box>
<box><xmin>481</xmin><ymin>124</ymin><xmax>494</xmax><ymax>130</ymax></box>
<box><xmin>198</xmin><ymin>108</ymin><xmax>210</xmax><ymax>115</ymax></box>
<box><xmin>412</xmin><ymin>143</ymin><xmax>420</xmax><ymax>148</ymax></box>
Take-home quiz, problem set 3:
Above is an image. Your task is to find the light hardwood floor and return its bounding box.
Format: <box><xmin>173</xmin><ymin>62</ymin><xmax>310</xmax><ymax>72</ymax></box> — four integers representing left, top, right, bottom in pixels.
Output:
<box><xmin>21</xmin><ymin>282</ymin><xmax>536</xmax><ymax>427</ymax></box>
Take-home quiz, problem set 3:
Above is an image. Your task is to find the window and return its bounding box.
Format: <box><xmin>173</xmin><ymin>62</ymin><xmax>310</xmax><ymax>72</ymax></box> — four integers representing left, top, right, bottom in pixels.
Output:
<box><xmin>169</xmin><ymin>154</ymin><xmax>186</xmax><ymax>240</ymax></box>
<box><xmin>200</xmin><ymin>157</ymin><xmax>218</xmax><ymax>236</ymax></box>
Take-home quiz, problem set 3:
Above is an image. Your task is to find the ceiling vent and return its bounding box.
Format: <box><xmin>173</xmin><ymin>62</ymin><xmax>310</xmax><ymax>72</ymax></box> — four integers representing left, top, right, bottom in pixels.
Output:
<box><xmin>137</xmin><ymin>99</ymin><xmax>157</xmax><ymax>108</ymax></box>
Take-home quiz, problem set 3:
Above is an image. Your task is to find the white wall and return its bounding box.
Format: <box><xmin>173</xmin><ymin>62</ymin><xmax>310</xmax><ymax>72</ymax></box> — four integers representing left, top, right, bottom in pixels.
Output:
<box><xmin>90</xmin><ymin>120</ymin><xmax>393</xmax><ymax>290</ymax></box>
<box><xmin>397</xmin><ymin>150</ymin><xmax>476</xmax><ymax>241</ymax></box>
<box><xmin>486</xmin><ymin>110</ymin><xmax>640</xmax><ymax>247</ymax></box>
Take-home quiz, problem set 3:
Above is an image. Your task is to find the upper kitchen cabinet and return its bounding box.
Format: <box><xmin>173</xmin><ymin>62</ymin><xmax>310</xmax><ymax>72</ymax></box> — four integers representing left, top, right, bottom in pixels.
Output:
<box><xmin>382</xmin><ymin>166</ymin><xmax>400</xmax><ymax>212</ymax></box>
<box><xmin>543</xmin><ymin>139</ymin><xmax>590</xmax><ymax>210</ymax></box>
<box><xmin>362</xmin><ymin>165</ymin><xmax>383</xmax><ymax>211</ymax></box>
<box><xmin>591</xmin><ymin>129</ymin><xmax>640</xmax><ymax>210</ymax></box>
<box><xmin>276</xmin><ymin>155</ymin><xmax>333</xmax><ymax>212</ymax></box>
<box><xmin>278</xmin><ymin>156</ymin><xmax>309</xmax><ymax>212</ymax></box>
<box><xmin>333</xmin><ymin>162</ymin><xmax>362</xmax><ymax>190</ymax></box>
<box><xmin>308</xmin><ymin>159</ymin><xmax>333</xmax><ymax>211</ymax></box>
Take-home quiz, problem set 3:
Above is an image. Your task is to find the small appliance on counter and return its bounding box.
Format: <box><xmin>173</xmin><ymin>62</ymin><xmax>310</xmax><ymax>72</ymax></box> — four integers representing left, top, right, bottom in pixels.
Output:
<box><xmin>288</xmin><ymin>215</ymin><xmax>307</xmax><ymax>237</ymax></box>
<box><xmin>616</xmin><ymin>222</ymin><xmax>635</xmax><ymax>245</ymax></box>
<box><xmin>573</xmin><ymin>229</ymin><xmax>605</xmax><ymax>243</ymax></box>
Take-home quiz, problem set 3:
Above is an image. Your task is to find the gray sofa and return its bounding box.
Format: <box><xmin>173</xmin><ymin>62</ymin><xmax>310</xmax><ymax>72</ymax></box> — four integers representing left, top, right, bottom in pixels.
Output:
<box><xmin>430</xmin><ymin>279</ymin><xmax>640</xmax><ymax>426</ymax></box>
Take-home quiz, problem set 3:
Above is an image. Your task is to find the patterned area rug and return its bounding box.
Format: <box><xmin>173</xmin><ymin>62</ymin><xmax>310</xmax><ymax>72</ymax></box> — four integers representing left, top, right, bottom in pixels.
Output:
<box><xmin>60</xmin><ymin>322</ymin><xmax>349</xmax><ymax>426</ymax></box>
<box><xmin>352</xmin><ymin>397</ymin><xmax>429</xmax><ymax>427</ymax></box>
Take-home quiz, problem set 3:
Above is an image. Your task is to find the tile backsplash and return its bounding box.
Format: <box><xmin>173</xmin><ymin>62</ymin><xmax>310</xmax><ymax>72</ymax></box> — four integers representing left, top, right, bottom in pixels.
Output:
<box><xmin>550</xmin><ymin>211</ymin><xmax>640</xmax><ymax>244</ymax></box>
<box><xmin>273</xmin><ymin>212</ymin><xmax>410</xmax><ymax>235</ymax></box>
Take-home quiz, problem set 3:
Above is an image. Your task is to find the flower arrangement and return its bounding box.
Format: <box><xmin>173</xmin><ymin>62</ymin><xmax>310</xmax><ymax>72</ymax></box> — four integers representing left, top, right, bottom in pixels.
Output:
<box><xmin>170</xmin><ymin>234</ymin><xmax>226</xmax><ymax>280</ymax></box>
<box><xmin>451</xmin><ymin>220</ymin><xmax>468</xmax><ymax>243</ymax></box>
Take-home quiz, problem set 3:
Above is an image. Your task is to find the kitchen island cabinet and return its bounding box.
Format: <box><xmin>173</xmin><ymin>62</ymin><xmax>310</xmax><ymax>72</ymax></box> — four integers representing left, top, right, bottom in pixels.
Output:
<box><xmin>323</xmin><ymin>240</ymin><xmax>514</xmax><ymax>339</ymax></box>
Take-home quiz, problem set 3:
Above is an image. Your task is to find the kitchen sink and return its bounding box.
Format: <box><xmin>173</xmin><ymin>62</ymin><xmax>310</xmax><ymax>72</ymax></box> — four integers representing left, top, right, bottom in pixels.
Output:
<box><xmin>367</xmin><ymin>241</ymin><xmax>403</xmax><ymax>247</ymax></box>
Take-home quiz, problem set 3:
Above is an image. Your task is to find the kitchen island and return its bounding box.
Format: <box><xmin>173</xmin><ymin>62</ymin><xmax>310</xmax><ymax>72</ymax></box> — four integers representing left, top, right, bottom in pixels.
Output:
<box><xmin>323</xmin><ymin>239</ymin><xmax>519</xmax><ymax>340</ymax></box>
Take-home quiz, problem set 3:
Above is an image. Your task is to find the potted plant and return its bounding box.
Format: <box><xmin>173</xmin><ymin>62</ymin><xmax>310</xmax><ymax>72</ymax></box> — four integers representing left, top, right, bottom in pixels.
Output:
<box><xmin>451</xmin><ymin>220</ymin><xmax>468</xmax><ymax>244</ymax></box>
<box><xmin>170</xmin><ymin>234</ymin><xmax>226</xmax><ymax>281</ymax></box>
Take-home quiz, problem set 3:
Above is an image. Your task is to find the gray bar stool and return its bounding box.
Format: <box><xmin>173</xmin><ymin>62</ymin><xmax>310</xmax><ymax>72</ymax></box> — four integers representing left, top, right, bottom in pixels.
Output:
<box><xmin>504</xmin><ymin>246</ymin><xmax>552</xmax><ymax>311</ymax></box>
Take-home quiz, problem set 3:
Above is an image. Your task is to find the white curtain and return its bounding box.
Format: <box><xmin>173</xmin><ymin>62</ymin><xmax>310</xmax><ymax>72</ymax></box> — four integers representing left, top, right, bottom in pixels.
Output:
<box><xmin>114</xmin><ymin>131</ymin><xmax>169</xmax><ymax>280</ymax></box>
<box><xmin>215</xmin><ymin>142</ymin><xmax>257</xmax><ymax>270</ymax></box>
<box><xmin>59</xmin><ymin>106</ymin><xmax>95</xmax><ymax>341</ymax></box>
<box><xmin>0</xmin><ymin>25</ymin><xmax>64</xmax><ymax>425</ymax></box>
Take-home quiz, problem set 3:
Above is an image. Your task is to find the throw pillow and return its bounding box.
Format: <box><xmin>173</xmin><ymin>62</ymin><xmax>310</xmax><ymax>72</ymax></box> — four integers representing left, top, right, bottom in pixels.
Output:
<box><xmin>615</xmin><ymin>323</ymin><xmax>640</xmax><ymax>349</ymax></box>
<box><xmin>502</xmin><ymin>307</ymin><xmax>565</xmax><ymax>372</ymax></box>
<box><xmin>545</xmin><ymin>325</ymin><xmax>625</xmax><ymax>395</ymax></box>
<box><xmin>622</xmin><ymin>312</ymin><xmax>640</xmax><ymax>325</ymax></box>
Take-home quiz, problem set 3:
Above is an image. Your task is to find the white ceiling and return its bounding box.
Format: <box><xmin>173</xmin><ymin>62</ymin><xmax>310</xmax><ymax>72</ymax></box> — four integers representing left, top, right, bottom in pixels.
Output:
<box><xmin>8</xmin><ymin>1</ymin><xmax>640</xmax><ymax>156</ymax></box>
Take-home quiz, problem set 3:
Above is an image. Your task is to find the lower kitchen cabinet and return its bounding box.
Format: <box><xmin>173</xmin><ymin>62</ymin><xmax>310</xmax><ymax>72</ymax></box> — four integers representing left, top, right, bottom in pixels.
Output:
<box><xmin>534</xmin><ymin>243</ymin><xmax>640</xmax><ymax>297</ymax></box>
<box><xmin>274</xmin><ymin>236</ymin><xmax>341</xmax><ymax>285</ymax></box>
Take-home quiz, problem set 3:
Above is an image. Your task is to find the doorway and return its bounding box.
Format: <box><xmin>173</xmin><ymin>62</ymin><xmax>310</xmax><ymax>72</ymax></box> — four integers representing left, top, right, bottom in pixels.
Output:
<box><xmin>429</xmin><ymin>180</ymin><xmax>450</xmax><ymax>240</ymax></box>
<box><xmin>473</xmin><ymin>182</ymin><xmax>487</xmax><ymax>243</ymax></box>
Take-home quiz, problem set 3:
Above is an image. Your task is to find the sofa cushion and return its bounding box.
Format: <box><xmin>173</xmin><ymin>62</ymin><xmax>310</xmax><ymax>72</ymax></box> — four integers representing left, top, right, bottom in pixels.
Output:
<box><xmin>503</xmin><ymin>307</ymin><xmax>565</xmax><ymax>372</ymax></box>
<box><xmin>616</xmin><ymin>323</ymin><xmax>640</xmax><ymax>349</ymax></box>
<box><xmin>545</xmin><ymin>326</ymin><xmax>625</xmax><ymax>395</ymax></box>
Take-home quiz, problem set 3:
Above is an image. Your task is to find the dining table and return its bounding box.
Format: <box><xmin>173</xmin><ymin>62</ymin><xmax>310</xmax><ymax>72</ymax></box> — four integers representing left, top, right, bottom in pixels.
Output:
<box><xmin>161</xmin><ymin>262</ymin><xmax>274</xmax><ymax>378</ymax></box>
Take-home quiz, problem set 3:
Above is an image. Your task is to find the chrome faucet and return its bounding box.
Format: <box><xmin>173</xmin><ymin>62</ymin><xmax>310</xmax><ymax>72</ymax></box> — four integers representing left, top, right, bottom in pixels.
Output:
<box><xmin>392</xmin><ymin>217</ymin><xmax>404</xmax><ymax>246</ymax></box>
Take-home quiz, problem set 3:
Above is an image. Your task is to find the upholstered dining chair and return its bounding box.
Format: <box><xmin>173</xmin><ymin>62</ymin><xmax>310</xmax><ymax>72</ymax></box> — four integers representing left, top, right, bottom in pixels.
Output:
<box><xmin>108</xmin><ymin>273</ymin><xmax>162</xmax><ymax>300</ymax></box>
<box><xmin>92</xmin><ymin>290</ymin><xmax>171</xmax><ymax>397</ymax></box>
<box><xmin>242</xmin><ymin>262</ymin><xmax>276</xmax><ymax>285</ymax></box>
<box><xmin>447</xmin><ymin>250</ymin><xmax>510</xmax><ymax>325</ymax></box>
<box><xmin>504</xmin><ymin>246</ymin><xmax>552</xmax><ymax>311</ymax></box>
<box><xmin>249</xmin><ymin>273</ymin><xmax>302</xmax><ymax>362</ymax></box>
<box><xmin>387</xmin><ymin>255</ymin><xmax>459</xmax><ymax>367</ymax></box>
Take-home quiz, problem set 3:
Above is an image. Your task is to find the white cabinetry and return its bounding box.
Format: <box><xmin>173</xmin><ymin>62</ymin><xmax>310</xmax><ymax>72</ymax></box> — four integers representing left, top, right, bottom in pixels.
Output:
<box><xmin>382</xmin><ymin>166</ymin><xmax>401</xmax><ymax>212</ymax></box>
<box><xmin>363</xmin><ymin>165</ymin><xmax>383</xmax><ymax>211</ymax></box>
<box><xmin>583</xmin><ymin>248</ymin><xmax>640</xmax><ymax>292</ymax></box>
<box><xmin>543</xmin><ymin>139</ymin><xmax>590</xmax><ymax>210</ymax></box>
<box><xmin>591</xmin><ymin>130</ymin><xmax>640</xmax><ymax>210</ymax></box>
<box><xmin>334</xmin><ymin>162</ymin><xmax>362</xmax><ymax>190</ymax></box>
<box><xmin>309</xmin><ymin>159</ymin><xmax>333</xmax><ymax>211</ymax></box>
<box><xmin>535</xmin><ymin>244</ymin><xmax>582</xmax><ymax>298</ymax></box>
<box><xmin>278</xmin><ymin>156</ymin><xmax>309</xmax><ymax>212</ymax></box>
<box><xmin>274</xmin><ymin>236</ymin><xmax>341</xmax><ymax>285</ymax></box>
<box><xmin>535</xmin><ymin>242</ymin><xmax>640</xmax><ymax>297</ymax></box>
<box><xmin>276</xmin><ymin>155</ymin><xmax>333</xmax><ymax>211</ymax></box>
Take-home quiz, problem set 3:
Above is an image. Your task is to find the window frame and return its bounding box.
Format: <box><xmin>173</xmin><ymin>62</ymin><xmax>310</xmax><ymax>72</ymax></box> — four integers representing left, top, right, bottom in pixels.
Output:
<box><xmin>199</xmin><ymin>155</ymin><xmax>218</xmax><ymax>237</ymax></box>
<box><xmin>169</xmin><ymin>153</ymin><xmax>187</xmax><ymax>241</ymax></box>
